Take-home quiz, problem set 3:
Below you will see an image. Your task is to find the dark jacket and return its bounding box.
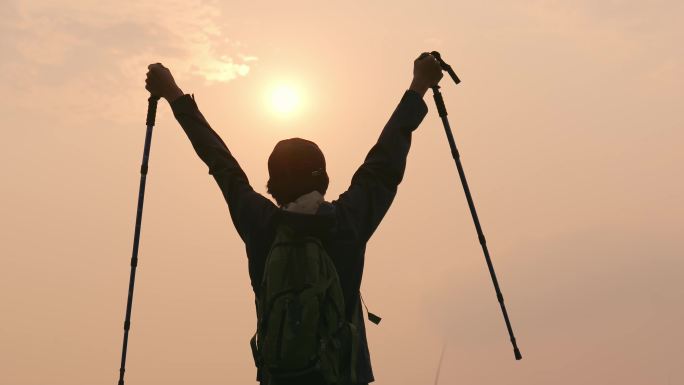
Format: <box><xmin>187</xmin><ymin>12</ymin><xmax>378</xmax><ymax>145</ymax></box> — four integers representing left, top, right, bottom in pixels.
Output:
<box><xmin>170</xmin><ymin>89</ymin><xmax>428</xmax><ymax>384</ymax></box>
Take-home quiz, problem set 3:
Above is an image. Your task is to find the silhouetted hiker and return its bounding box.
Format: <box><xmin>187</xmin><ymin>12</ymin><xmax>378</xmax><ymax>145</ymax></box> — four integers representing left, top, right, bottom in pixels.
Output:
<box><xmin>145</xmin><ymin>52</ymin><xmax>443</xmax><ymax>385</ymax></box>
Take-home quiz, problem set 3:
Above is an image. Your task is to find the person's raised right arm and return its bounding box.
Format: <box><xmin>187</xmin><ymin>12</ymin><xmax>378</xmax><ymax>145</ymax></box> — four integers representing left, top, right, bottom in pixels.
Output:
<box><xmin>145</xmin><ymin>63</ymin><xmax>277</xmax><ymax>242</ymax></box>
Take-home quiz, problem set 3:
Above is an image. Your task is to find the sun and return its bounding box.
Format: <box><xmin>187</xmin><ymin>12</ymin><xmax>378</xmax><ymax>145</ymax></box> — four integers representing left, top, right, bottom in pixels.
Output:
<box><xmin>270</xmin><ymin>85</ymin><xmax>300</xmax><ymax>115</ymax></box>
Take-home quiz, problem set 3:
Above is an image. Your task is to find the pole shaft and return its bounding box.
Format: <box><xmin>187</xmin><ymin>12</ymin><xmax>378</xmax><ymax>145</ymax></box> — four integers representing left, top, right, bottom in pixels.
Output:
<box><xmin>432</xmin><ymin>86</ymin><xmax>522</xmax><ymax>360</ymax></box>
<box><xmin>118</xmin><ymin>96</ymin><xmax>159</xmax><ymax>385</ymax></box>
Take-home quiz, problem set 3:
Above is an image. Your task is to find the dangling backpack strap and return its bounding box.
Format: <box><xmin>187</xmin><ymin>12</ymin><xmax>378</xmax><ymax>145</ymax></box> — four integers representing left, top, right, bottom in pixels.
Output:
<box><xmin>348</xmin><ymin>291</ymin><xmax>377</xmax><ymax>384</ymax></box>
<box><xmin>360</xmin><ymin>292</ymin><xmax>382</xmax><ymax>325</ymax></box>
<box><xmin>348</xmin><ymin>321</ymin><xmax>359</xmax><ymax>384</ymax></box>
<box><xmin>347</xmin><ymin>292</ymin><xmax>380</xmax><ymax>384</ymax></box>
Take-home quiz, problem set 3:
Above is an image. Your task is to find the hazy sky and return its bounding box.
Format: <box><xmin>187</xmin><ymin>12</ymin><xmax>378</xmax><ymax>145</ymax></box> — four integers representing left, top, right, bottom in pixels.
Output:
<box><xmin>1</xmin><ymin>1</ymin><xmax>682</xmax><ymax>384</ymax></box>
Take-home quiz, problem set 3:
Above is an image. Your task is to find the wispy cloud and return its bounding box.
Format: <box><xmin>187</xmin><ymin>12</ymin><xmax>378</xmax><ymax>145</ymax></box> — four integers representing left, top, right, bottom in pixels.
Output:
<box><xmin>0</xmin><ymin>0</ymin><xmax>256</xmax><ymax>121</ymax></box>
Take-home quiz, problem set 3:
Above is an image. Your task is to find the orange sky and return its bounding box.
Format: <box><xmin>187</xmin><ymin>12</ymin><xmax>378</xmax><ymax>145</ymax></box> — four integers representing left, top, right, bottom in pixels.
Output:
<box><xmin>1</xmin><ymin>1</ymin><xmax>682</xmax><ymax>384</ymax></box>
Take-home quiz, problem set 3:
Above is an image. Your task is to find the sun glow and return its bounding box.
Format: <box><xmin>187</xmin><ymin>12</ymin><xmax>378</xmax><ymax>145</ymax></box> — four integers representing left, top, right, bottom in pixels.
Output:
<box><xmin>270</xmin><ymin>85</ymin><xmax>301</xmax><ymax>115</ymax></box>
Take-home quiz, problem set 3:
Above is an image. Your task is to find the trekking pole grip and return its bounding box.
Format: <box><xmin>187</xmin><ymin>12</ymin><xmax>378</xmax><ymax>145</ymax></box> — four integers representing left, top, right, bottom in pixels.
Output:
<box><xmin>146</xmin><ymin>95</ymin><xmax>160</xmax><ymax>126</ymax></box>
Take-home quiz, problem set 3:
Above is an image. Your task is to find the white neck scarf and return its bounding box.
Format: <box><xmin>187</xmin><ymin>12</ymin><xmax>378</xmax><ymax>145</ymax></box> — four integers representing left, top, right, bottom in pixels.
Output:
<box><xmin>283</xmin><ymin>190</ymin><xmax>325</xmax><ymax>215</ymax></box>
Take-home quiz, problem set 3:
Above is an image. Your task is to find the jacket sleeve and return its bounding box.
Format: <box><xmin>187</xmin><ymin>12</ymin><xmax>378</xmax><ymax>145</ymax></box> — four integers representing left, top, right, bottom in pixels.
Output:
<box><xmin>334</xmin><ymin>90</ymin><xmax>428</xmax><ymax>242</ymax></box>
<box><xmin>170</xmin><ymin>94</ymin><xmax>277</xmax><ymax>242</ymax></box>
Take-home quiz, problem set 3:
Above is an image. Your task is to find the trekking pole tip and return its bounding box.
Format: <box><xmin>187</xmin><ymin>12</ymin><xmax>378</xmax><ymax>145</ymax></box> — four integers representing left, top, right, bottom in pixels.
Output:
<box><xmin>514</xmin><ymin>347</ymin><xmax>522</xmax><ymax>360</ymax></box>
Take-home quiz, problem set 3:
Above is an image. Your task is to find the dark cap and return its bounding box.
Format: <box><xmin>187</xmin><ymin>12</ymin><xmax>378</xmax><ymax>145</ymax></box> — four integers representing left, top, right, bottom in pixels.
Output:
<box><xmin>267</xmin><ymin>138</ymin><xmax>329</xmax><ymax>206</ymax></box>
<box><xmin>268</xmin><ymin>138</ymin><xmax>326</xmax><ymax>179</ymax></box>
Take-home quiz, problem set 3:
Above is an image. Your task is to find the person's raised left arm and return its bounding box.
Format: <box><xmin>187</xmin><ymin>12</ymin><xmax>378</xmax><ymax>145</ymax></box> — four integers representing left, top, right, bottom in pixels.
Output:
<box><xmin>334</xmin><ymin>53</ymin><xmax>443</xmax><ymax>242</ymax></box>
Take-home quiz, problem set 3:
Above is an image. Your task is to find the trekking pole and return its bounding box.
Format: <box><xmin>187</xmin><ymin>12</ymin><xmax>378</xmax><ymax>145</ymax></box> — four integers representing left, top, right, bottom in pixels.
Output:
<box><xmin>429</xmin><ymin>51</ymin><xmax>522</xmax><ymax>360</ymax></box>
<box><xmin>117</xmin><ymin>95</ymin><xmax>161</xmax><ymax>385</ymax></box>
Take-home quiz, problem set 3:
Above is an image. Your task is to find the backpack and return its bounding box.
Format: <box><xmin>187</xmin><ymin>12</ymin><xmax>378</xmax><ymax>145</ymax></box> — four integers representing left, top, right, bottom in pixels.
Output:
<box><xmin>250</xmin><ymin>223</ymin><xmax>359</xmax><ymax>384</ymax></box>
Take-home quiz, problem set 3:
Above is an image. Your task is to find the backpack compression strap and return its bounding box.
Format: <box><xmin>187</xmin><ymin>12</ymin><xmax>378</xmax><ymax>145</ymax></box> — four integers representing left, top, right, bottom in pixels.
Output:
<box><xmin>250</xmin><ymin>332</ymin><xmax>262</xmax><ymax>380</ymax></box>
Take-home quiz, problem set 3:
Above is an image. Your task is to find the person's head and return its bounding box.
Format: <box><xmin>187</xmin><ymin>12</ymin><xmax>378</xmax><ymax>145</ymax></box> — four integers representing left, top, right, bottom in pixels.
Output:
<box><xmin>266</xmin><ymin>138</ymin><xmax>329</xmax><ymax>207</ymax></box>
